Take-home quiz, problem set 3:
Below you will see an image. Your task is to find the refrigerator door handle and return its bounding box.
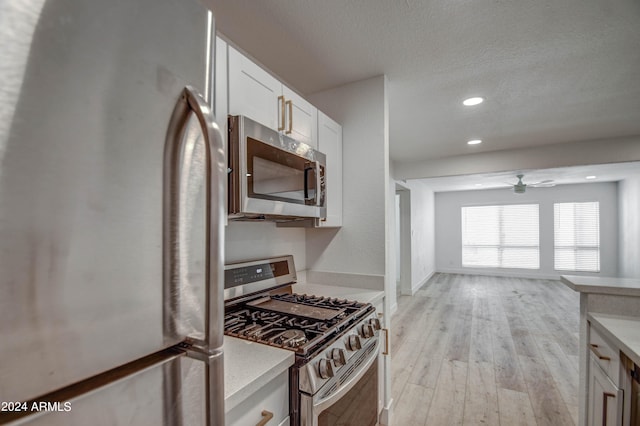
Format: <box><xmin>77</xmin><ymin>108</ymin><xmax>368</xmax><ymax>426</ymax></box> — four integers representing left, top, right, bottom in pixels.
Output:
<box><xmin>163</xmin><ymin>85</ymin><xmax>226</xmax><ymax>349</ymax></box>
<box><xmin>163</xmin><ymin>86</ymin><xmax>225</xmax><ymax>426</ymax></box>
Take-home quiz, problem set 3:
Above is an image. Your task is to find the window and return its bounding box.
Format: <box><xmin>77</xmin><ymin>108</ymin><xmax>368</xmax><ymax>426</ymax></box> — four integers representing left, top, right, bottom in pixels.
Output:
<box><xmin>461</xmin><ymin>204</ymin><xmax>540</xmax><ymax>269</ymax></box>
<box><xmin>554</xmin><ymin>202</ymin><xmax>600</xmax><ymax>272</ymax></box>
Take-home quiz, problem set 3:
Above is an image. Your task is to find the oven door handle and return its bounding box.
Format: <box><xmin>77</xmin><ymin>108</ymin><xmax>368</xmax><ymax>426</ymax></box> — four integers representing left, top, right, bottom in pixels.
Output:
<box><xmin>312</xmin><ymin>338</ymin><xmax>380</xmax><ymax>415</ymax></box>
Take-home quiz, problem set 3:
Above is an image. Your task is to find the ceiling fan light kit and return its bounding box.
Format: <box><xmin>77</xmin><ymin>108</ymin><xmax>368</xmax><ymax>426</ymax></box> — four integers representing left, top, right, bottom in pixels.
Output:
<box><xmin>513</xmin><ymin>174</ymin><xmax>527</xmax><ymax>193</ymax></box>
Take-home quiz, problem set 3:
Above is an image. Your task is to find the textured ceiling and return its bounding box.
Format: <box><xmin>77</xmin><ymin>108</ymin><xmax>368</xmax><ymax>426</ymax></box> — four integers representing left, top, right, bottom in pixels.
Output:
<box><xmin>209</xmin><ymin>0</ymin><xmax>640</xmax><ymax>163</ymax></box>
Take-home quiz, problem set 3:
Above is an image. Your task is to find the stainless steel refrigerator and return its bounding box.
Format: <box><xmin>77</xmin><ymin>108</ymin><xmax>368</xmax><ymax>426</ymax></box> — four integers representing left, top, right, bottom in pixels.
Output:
<box><xmin>0</xmin><ymin>0</ymin><xmax>226</xmax><ymax>424</ymax></box>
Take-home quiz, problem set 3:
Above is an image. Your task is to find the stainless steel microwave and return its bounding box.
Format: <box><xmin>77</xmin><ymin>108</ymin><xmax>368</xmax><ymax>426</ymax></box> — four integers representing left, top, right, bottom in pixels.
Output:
<box><xmin>228</xmin><ymin>115</ymin><xmax>326</xmax><ymax>221</ymax></box>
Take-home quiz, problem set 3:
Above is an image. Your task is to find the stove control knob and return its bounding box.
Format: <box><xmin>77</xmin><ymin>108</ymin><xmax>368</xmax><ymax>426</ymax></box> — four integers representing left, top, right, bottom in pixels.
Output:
<box><xmin>331</xmin><ymin>348</ymin><xmax>347</xmax><ymax>367</ymax></box>
<box><xmin>369</xmin><ymin>318</ymin><xmax>381</xmax><ymax>331</ymax></box>
<box><xmin>317</xmin><ymin>359</ymin><xmax>334</xmax><ymax>379</ymax></box>
<box><xmin>360</xmin><ymin>324</ymin><xmax>374</xmax><ymax>339</ymax></box>
<box><xmin>347</xmin><ymin>334</ymin><xmax>362</xmax><ymax>351</ymax></box>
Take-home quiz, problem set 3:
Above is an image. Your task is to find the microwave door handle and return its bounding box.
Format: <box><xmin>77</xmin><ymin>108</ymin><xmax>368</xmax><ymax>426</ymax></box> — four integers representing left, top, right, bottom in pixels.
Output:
<box><xmin>314</xmin><ymin>161</ymin><xmax>322</xmax><ymax>206</ymax></box>
<box><xmin>304</xmin><ymin>161</ymin><xmax>316</xmax><ymax>202</ymax></box>
<box><xmin>303</xmin><ymin>161</ymin><xmax>322</xmax><ymax>205</ymax></box>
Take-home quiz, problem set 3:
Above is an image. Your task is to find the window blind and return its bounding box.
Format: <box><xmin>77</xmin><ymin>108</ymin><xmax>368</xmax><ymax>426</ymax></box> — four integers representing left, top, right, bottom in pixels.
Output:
<box><xmin>554</xmin><ymin>202</ymin><xmax>600</xmax><ymax>272</ymax></box>
<box><xmin>461</xmin><ymin>204</ymin><xmax>540</xmax><ymax>269</ymax></box>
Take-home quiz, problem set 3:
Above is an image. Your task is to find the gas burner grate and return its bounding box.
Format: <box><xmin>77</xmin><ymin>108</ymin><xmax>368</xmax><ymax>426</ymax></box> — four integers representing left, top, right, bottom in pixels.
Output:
<box><xmin>224</xmin><ymin>292</ymin><xmax>373</xmax><ymax>357</ymax></box>
<box><xmin>273</xmin><ymin>293</ymin><xmax>366</xmax><ymax>310</ymax></box>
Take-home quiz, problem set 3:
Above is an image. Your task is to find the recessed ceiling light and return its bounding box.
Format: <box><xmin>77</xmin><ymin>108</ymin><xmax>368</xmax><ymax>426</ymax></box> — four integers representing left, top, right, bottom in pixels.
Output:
<box><xmin>585</xmin><ymin>175</ymin><xmax>596</xmax><ymax>180</ymax></box>
<box><xmin>467</xmin><ymin>139</ymin><xmax>482</xmax><ymax>145</ymax></box>
<box><xmin>463</xmin><ymin>97</ymin><xmax>484</xmax><ymax>106</ymax></box>
<box><xmin>475</xmin><ymin>183</ymin><xmax>483</xmax><ymax>187</ymax></box>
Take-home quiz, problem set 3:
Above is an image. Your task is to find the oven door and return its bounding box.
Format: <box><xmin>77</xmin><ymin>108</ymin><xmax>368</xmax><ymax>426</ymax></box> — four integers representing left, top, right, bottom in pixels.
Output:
<box><xmin>300</xmin><ymin>340</ymin><xmax>380</xmax><ymax>426</ymax></box>
<box><xmin>229</xmin><ymin>115</ymin><xmax>326</xmax><ymax>219</ymax></box>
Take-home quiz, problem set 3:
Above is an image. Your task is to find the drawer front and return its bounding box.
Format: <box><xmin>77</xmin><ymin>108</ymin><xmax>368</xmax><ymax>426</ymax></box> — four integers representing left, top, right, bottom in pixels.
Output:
<box><xmin>226</xmin><ymin>371</ymin><xmax>289</xmax><ymax>426</ymax></box>
<box><xmin>278</xmin><ymin>416</ymin><xmax>290</xmax><ymax>426</ymax></box>
<box><xmin>589</xmin><ymin>323</ymin><xmax>621</xmax><ymax>386</ymax></box>
<box><xmin>589</xmin><ymin>357</ymin><xmax>623</xmax><ymax>426</ymax></box>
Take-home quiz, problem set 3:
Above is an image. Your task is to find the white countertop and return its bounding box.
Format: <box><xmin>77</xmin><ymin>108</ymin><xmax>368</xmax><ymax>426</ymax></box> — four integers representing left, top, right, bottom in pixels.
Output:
<box><xmin>223</xmin><ymin>336</ymin><xmax>294</xmax><ymax>412</ymax></box>
<box><xmin>588</xmin><ymin>313</ymin><xmax>640</xmax><ymax>366</ymax></box>
<box><xmin>293</xmin><ymin>282</ymin><xmax>385</xmax><ymax>305</ymax></box>
<box><xmin>561</xmin><ymin>275</ymin><xmax>640</xmax><ymax>296</ymax></box>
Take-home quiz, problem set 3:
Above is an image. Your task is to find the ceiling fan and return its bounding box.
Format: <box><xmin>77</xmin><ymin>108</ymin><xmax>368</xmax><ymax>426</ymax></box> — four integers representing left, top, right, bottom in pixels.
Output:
<box><xmin>507</xmin><ymin>174</ymin><xmax>555</xmax><ymax>193</ymax></box>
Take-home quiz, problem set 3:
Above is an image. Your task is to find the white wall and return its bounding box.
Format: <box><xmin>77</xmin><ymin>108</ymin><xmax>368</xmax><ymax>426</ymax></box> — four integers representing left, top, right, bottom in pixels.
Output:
<box><xmin>618</xmin><ymin>175</ymin><xmax>640</xmax><ymax>278</ymax></box>
<box><xmin>394</xmin><ymin>137</ymin><xmax>640</xmax><ymax>180</ymax></box>
<box><xmin>226</xmin><ymin>222</ymin><xmax>306</xmax><ymax>269</ymax></box>
<box><xmin>395</xmin><ymin>193</ymin><xmax>400</xmax><ymax>283</ymax></box>
<box><xmin>395</xmin><ymin>179</ymin><xmax>436</xmax><ymax>294</ymax></box>
<box><xmin>305</xmin><ymin>76</ymin><xmax>388</xmax><ymax>286</ymax></box>
<box><xmin>435</xmin><ymin>182</ymin><xmax>619</xmax><ymax>279</ymax></box>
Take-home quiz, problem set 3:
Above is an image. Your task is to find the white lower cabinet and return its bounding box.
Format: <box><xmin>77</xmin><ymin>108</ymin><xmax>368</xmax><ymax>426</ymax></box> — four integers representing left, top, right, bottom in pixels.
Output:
<box><xmin>226</xmin><ymin>371</ymin><xmax>289</xmax><ymax>426</ymax></box>
<box><xmin>588</xmin><ymin>356</ymin><xmax>623</xmax><ymax>426</ymax></box>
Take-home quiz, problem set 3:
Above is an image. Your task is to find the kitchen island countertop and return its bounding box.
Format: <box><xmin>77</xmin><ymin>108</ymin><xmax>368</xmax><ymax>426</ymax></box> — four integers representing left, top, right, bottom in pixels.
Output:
<box><xmin>560</xmin><ymin>275</ymin><xmax>640</xmax><ymax>296</ymax></box>
<box><xmin>588</xmin><ymin>313</ymin><xmax>640</xmax><ymax>367</ymax></box>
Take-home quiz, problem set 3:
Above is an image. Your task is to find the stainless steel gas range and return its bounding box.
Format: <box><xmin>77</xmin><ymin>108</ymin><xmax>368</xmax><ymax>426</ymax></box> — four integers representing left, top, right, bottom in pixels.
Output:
<box><xmin>224</xmin><ymin>256</ymin><xmax>381</xmax><ymax>426</ymax></box>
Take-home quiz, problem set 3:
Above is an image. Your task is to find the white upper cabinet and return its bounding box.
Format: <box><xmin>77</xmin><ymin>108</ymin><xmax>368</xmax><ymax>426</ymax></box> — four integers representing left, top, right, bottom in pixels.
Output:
<box><xmin>214</xmin><ymin>36</ymin><xmax>228</xmax><ymax>137</ymax></box>
<box><xmin>228</xmin><ymin>45</ymin><xmax>317</xmax><ymax>148</ymax></box>
<box><xmin>316</xmin><ymin>112</ymin><xmax>342</xmax><ymax>227</ymax></box>
<box><xmin>282</xmin><ymin>86</ymin><xmax>317</xmax><ymax>148</ymax></box>
<box><xmin>228</xmin><ymin>45</ymin><xmax>281</xmax><ymax>131</ymax></box>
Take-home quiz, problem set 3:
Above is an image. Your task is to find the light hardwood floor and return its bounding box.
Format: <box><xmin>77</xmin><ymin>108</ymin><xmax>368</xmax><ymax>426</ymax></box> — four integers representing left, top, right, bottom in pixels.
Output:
<box><xmin>391</xmin><ymin>273</ymin><xmax>580</xmax><ymax>426</ymax></box>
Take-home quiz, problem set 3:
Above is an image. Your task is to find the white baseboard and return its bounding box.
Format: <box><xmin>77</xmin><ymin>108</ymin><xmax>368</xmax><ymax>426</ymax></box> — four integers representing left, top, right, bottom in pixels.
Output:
<box><xmin>435</xmin><ymin>267</ymin><xmax>561</xmax><ymax>280</ymax></box>
<box><xmin>410</xmin><ymin>270</ymin><xmax>436</xmax><ymax>294</ymax></box>
<box><xmin>390</xmin><ymin>302</ymin><xmax>398</xmax><ymax>315</ymax></box>
<box><xmin>378</xmin><ymin>398</ymin><xmax>393</xmax><ymax>426</ymax></box>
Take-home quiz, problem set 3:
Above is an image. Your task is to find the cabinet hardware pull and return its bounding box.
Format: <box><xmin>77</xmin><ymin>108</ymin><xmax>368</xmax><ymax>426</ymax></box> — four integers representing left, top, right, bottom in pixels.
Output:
<box><xmin>382</xmin><ymin>328</ymin><xmax>390</xmax><ymax>356</ymax></box>
<box><xmin>602</xmin><ymin>392</ymin><xmax>615</xmax><ymax>426</ymax></box>
<box><xmin>590</xmin><ymin>344</ymin><xmax>611</xmax><ymax>361</ymax></box>
<box><xmin>285</xmin><ymin>100</ymin><xmax>293</xmax><ymax>134</ymax></box>
<box><xmin>278</xmin><ymin>96</ymin><xmax>285</xmax><ymax>131</ymax></box>
<box><xmin>377</xmin><ymin>312</ymin><xmax>384</xmax><ymax>318</ymax></box>
<box><xmin>256</xmin><ymin>410</ymin><xmax>273</xmax><ymax>426</ymax></box>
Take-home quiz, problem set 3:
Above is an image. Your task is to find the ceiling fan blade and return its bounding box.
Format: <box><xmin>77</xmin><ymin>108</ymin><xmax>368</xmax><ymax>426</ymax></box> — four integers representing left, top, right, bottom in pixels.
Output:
<box><xmin>530</xmin><ymin>182</ymin><xmax>556</xmax><ymax>188</ymax></box>
<box><xmin>529</xmin><ymin>179</ymin><xmax>554</xmax><ymax>185</ymax></box>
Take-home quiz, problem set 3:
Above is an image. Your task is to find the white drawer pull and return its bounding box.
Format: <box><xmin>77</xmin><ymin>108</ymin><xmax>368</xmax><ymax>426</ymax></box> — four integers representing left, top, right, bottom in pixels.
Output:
<box><xmin>256</xmin><ymin>410</ymin><xmax>274</xmax><ymax>426</ymax></box>
<box><xmin>590</xmin><ymin>344</ymin><xmax>611</xmax><ymax>361</ymax></box>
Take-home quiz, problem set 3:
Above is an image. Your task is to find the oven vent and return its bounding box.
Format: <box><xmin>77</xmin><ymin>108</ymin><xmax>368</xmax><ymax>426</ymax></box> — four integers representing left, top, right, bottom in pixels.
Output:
<box><xmin>320</xmin><ymin>342</ymin><xmax>377</xmax><ymax>399</ymax></box>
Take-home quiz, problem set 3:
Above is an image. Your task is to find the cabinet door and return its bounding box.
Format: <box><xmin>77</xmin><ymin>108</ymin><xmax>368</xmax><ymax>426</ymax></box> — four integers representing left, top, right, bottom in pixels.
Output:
<box><xmin>374</xmin><ymin>298</ymin><xmax>390</xmax><ymax>423</ymax></box>
<box><xmin>316</xmin><ymin>112</ymin><xmax>342</xmax><ymax>227</ymax></box>
<box><xmin>225</xmin><ymin>371</ymin><xmax>289</xmax><ymax>426</ymax></box>
<box><xmin>589</xmin><ymin>357</ymin><xmax>623</xmax><ymax>426</ymax></box>
<box><xmin>283</xmin><ymin>85</ymin><xmax>317</xmax><ymax>148</ymax></box>
<box><xmin>228</xmin><ymin>46</ymin><xmax>281</xmax><ymax>131</ymax></box>
<box><xmin>214</xmin><ymin>36</ymin><xmax>228</xmax><ymax>138</ymax></box>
